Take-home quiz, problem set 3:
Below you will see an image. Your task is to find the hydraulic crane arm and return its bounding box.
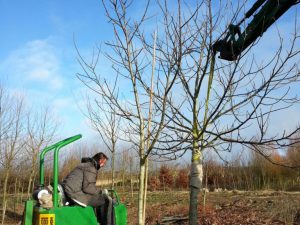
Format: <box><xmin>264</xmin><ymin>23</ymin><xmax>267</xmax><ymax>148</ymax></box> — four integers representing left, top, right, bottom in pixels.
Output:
<box><xmin>213</xmin><ymin>0</ymin><xmax>300</xmax><ymax>61</ymax></box>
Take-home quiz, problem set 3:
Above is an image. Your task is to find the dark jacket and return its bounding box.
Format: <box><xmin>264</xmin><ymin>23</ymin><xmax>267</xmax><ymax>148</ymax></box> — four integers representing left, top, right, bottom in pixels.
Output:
<box><xmin>62</xmin><ymin>158</ymin><xmax>101</xmax><ymax>205</ymax></box>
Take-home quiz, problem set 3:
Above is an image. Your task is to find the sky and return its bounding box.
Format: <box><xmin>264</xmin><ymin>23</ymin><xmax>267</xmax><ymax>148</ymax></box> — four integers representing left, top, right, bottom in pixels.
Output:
<box><xmin>0</xmin><ymin>0</ymin><xmax>299</xmax><ymax>155</ymax></box>
<box><xmin>0</xmin><ymin>0</ymin><xmax>112</xmax><ymax>141</ymax></box>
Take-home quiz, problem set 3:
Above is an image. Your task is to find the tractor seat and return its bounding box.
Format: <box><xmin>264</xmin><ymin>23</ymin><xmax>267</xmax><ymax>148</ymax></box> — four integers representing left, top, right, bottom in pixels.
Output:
<box><xmin>57</xmin><ymin>184</ymin><xmax>87</xmax><ymax>207</ymax></box>
<box><xmin>57</xmin><ymin>184</ymin><xmax>70</xmax><ymax>206</ymax></box>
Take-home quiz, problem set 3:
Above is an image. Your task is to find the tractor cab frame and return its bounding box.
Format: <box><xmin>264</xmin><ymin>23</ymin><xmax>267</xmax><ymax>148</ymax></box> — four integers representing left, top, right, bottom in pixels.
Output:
<box><xmin>22</xmin><ymin>134</ymin><xmax>127</xmax><ymax>225</ymax></box>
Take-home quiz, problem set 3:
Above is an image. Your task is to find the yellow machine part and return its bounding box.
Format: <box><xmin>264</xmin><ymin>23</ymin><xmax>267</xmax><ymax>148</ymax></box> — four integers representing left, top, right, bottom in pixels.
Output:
<box><xmin>37</xmin><ymin>214</ymin><xmax>55</xmax><ymax>225</ymax></box>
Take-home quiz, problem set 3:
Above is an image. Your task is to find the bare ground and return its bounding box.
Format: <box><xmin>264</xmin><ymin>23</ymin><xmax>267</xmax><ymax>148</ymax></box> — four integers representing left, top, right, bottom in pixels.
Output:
<box><xmin>1</xmin><ymin>190</ymin><xmax>300</xmax><ymax>225</ymax></box>
<box><xmin>124</xmin><ymin>191</ymin><xmax>300</xmax><ymax>225</ymax></box>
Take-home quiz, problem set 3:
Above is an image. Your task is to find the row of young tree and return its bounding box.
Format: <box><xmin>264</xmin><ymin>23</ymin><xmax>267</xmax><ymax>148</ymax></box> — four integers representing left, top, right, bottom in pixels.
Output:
<box><xmin>76</xmin><ymin>0</ymin><xmax>300</xmax><ymax>224</ymax></box>
<box><xmin>54</xmin><ymin>145</ymin><xmax>300</xmax><ymax>193</ymax></box>
<box><xmin>96</xmin><ymin>147</ymin><xmax>300</xmax><ymax>192</ymax></box>
<box><xmin>0</xmin><ymin>101</ymin><xmax>299</xmax><ymax>224</ymax></box>
<box><xmin>107</xmin><ymin>148</ymin><xmax>300</xmax><ymax>192</ymax></box>
<box><xmin>149</xmin><ymin>153</ymin><xmax>300</xmax><ymax>192</ymax></box>
<box><xmin>2</xmin><ymin>140</ymin><xmax>300</xmax><ymax>195</ymax></box>
<box><xmin>0</xmin><ymin>85</ymin><xmax>58</xmax><ymax>225</ymax></box>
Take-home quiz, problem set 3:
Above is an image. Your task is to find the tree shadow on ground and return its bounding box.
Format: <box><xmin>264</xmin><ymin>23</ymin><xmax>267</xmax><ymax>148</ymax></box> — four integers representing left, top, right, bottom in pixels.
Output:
<box><xmin>6</xmin><ymin>210</ymin><xmax>22</xmax><ymax>220</ymax></box>
<box><xmin>0</xmin><ymin>210</ymin><xmax>23</xmax><ymax>224</ymax></box>
<box><xmin>294</xmin><ymin>210</ymin><xmax>300</xmax><ymax>225</ymax></box>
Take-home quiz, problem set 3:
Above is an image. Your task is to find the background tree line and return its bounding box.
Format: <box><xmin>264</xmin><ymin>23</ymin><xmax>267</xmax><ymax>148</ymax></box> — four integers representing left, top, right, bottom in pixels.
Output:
<box><xmin>0</xmin><ymin>84</ymin><xmax>58</xmax><ymax>224</ymax></box>
<box><xmin>96</xmin><ymin>145</ymin><xmax>300</xmax><ymax>192</ymax></box>
<box><xmin>3</xmin><ymin>142</ymin><xmax>299</xmax><ymax>199</ymax></box>
<box><xmin>0</xmin><ymin>84</ymin><xmax>299</xmax><ymax>224</ymax></box>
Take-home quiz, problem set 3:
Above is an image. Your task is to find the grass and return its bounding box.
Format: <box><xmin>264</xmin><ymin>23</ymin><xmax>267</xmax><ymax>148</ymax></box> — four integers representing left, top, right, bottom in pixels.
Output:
<box><xmin>1</xmin><ymin>190</ymin><xmax>299</xmax><ymax>224</ymax></box>
<box><xmin>119</xmin><ymin>190</ymin><xmax>300</xmax><ymax>224</ymax></box>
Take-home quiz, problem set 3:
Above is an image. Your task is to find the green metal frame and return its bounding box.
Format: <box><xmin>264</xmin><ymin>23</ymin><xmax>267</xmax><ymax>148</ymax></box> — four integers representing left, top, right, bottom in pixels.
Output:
<box><xmin>22</xmin><ymin>200</ymin><xmax>34</xmax><ymax>225</ymax></box>
<box><xmin>109</xmin><ymin>190</ymin><xmax>127</xmax><ymax>225</ymax></box>
<box><xmin>22</xmin><ymin>134</ymin><xmax>127</xmax><ymax>225</ymax></box>
<box><xmin>34</xmin><ymin>206</ymin><xmax>98</xmax><ymax>225</ymax></box>
<box><xmin>39</xmin><ymin>134</ymin><xmax>82</xmax><ymax>208</ymax></box>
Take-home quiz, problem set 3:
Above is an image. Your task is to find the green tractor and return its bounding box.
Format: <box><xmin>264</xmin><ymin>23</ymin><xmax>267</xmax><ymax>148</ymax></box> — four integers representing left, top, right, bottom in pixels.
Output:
<box><xmin>22</xmin><ymin>134</ymin><xmax>127</xmax><ymax>225</ymax></box>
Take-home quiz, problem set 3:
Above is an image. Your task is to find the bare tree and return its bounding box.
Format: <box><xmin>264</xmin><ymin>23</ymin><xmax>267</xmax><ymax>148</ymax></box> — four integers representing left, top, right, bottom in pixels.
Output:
<box><xmin>76</xmin><ymin>0</ymin><xmax>300</xmax><ymax>224</ymax></box>
<box><xmin>84</xmin><ymin>94</ymin><xmax>121</xmax><ymax>189</ymax></box>
<box><xmin>76</xmin><ymin>0</ymin><xmax>180</xmax><ymax>223</ymax></box>
<box><xmin>0</xmin><ymin>87</ymin><xmax>25</xmax><ymax>225</ymax></box>
<box><xmin>148</xmin><ymin>1</ymin><xmax>300</xmax><ymax>224</ymax></box>
<box><xmin>25</xmin><ymin>106</ymin><xmax>57</xmax><ymax>197</ymax></box>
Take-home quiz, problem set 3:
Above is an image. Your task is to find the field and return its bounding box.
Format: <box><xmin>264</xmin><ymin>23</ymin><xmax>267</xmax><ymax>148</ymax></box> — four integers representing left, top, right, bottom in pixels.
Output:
<box><xmin>1</xmin><ymin>190</ymin><xmax>300</xmax><ymax>225</ymax></box>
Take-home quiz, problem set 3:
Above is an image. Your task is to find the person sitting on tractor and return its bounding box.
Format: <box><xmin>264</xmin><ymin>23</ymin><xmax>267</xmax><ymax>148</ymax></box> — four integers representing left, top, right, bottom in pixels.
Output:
<box><xmin>62</xmin><ymin>152</ymin><xmax>113</xmax><ymax>225</ymax></box>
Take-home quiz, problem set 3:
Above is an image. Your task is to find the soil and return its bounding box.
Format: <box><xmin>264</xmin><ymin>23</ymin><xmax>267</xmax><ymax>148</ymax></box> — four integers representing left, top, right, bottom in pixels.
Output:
<box><xmin>1</xmin><ymin>190</ymin><xmax>300</xmax><ymax>225</ymax></box>
<box><xmin>125</xmin><ymin>190</ymin><xmax>300</xmax><ymax>225</ymax></box>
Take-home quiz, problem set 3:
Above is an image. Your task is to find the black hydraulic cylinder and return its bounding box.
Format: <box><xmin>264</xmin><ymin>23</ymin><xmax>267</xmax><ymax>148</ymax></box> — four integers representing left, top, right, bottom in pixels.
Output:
<box><xmin>213</xmin><ymin>0</ymin><xmax>299</xmax><ymax>61</ymax></box>
<box><xmin>245</xmin><ymin>0</ymin><xmax>267</xmax><ymax>18</ymax></box>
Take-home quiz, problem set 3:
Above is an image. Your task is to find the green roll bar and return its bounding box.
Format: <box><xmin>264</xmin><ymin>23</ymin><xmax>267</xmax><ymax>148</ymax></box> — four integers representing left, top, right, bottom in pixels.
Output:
<box><xmin>39</xmin><ymin>134</ymin><xmax>82</xmax><ymax>208</ymax></box>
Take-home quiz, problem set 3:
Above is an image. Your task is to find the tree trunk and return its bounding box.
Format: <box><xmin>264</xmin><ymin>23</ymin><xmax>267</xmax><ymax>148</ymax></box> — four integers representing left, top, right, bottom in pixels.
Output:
<box><xmin>130</xmin><ymin>157</ymin><xmax>134</xmax><ymax>199</ymax></box>
<box><xmin>138</xmin><ymin>159</ymin><xmax>146</xmax><ymax>225</ymax></box>
<box><xmin>17</xmin><ymin>180</ymin><xmax>21</xmax><ymax>207</ymax></box>
<box><xmin>27</xmin><ymin>157</ymin><xmax>37</xmax><ymax>197</ymax></box>
<box><xmin>2</xmin><ymin>169</ymin><xmax>10</xmax><ymax>225</ymax></box>
<box><xmin>189</xmin><ymin>150</ymin><xmax>203</xmax><ymax>225</ymax></box>
<box><xmin>111</xmin><ymin>149</ymin><xmax>115</xmax><ymax>189</ymax></box>
<box><xmin>14</xmin><ymin>177</ymin><xmax>18</xmax><ymax>212</ymax></box>
<box><xmin>27</xmin><ymin>173</ymin><xmax>33</xmax><ymax>198</ymax></box>
<box><xmin>122</xmin><ymin>166</ymin><xmax>125</xmax><ymax>192</ymax></box>
<box><xmin>142</xmin><ymin>158</ymin><xmax>148</xmax><ymax>222</ymax></box>
<box><xmin>1</xmin><ymin>200</ymin><xmax>7</xmax><ymax>225</ymax></box>
<box><xmin>21</xmin><ymin>184</ymin><xmax>24</xmax><ymax>203</ymax></box>
<box><xmin>32</xmin><ymin>172</ymin><xmax>37</xmax><ymax>192</ymax></box>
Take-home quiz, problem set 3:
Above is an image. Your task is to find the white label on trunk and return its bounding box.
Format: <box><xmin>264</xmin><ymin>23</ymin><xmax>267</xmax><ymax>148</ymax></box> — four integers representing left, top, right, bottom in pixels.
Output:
<box><xmin>189</xmin><ymin>163</ymin><xmax>203</xmax><ymax>189</ymax></box>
